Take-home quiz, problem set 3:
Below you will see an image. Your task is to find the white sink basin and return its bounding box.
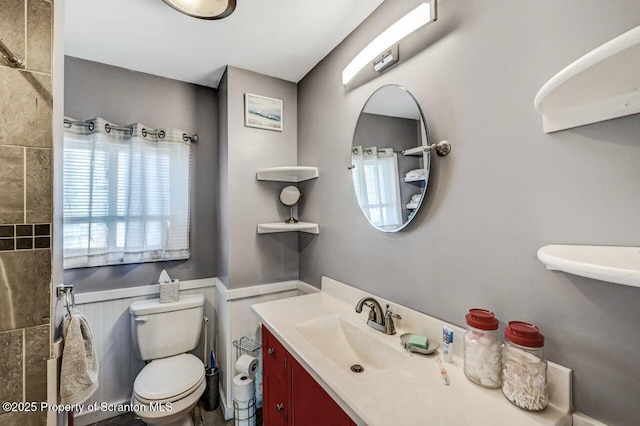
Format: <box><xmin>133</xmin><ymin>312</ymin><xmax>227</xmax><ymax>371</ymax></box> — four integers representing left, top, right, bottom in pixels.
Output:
<box><xmin>295</xmin><ymin>315</ymin><xmax>408</xmax><ymax>377</ymax></box>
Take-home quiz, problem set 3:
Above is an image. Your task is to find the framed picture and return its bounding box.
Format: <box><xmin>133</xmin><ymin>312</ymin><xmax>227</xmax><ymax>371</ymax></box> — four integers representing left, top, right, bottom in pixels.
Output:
<box><xmin>245</xmin><ymin>93</ymin><xmax>283</xmax><ymax>132</ymax></box>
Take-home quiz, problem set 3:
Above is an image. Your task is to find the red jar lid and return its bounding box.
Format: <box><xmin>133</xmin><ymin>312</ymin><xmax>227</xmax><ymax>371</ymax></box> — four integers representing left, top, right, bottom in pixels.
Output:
<box><xmin>504</xmin><ymin>321</ymin><xmax>545</xmax><ymax>348</ymax></box>
<box><xmin>465</xmin><ymin>309</ymin><xmax>499</xmax><ymax>330</ymax></box>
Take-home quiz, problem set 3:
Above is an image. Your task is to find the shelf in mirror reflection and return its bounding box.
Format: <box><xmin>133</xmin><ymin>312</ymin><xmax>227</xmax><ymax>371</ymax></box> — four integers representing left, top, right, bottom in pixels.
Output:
<box><xmin>404</xmin><ymin>176</ymin><xmax>426</xmax><ymax>183</ymax></box>
<box><xmin>257</xmin><ymin>222</ymin><xmax>319</xmax><ymax>235</ymax></box>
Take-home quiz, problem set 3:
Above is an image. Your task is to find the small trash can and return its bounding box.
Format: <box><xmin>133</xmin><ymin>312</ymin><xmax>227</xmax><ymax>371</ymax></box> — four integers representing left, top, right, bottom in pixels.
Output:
<box><xmin>202</xmin><ymin>367</ymin><xmax>220</xmax><ymax>411</ymax></box>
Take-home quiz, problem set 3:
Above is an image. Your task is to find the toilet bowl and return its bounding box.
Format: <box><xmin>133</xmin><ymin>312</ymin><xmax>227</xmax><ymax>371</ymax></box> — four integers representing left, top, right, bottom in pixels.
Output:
<box><xmin>130</xmin><ymin>294</ymin><xmax>207</xmax><ymax>426</ymax></box>
<box><xmin>131</xmin><ymin>353</ymin><xmax>205</xmax><ymax>426</ymax></box>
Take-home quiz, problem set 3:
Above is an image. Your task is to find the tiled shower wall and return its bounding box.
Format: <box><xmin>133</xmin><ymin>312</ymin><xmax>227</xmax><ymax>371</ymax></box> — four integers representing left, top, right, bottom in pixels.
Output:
<box><xmin>0</xmin><ymin>0</ymin><xmax>53</xmax><ymax>425</ymax></box>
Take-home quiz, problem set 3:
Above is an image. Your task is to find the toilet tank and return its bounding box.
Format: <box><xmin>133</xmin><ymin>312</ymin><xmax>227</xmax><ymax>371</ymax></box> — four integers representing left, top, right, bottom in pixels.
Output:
<box><xmin>130</xmin><ymin>294</ymin><xmax>204</xmax><ymax>361</ymax></box>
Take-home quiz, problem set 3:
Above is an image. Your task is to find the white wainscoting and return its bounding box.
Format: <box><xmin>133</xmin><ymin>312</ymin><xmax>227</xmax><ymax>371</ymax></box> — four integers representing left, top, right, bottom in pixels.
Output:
<box><xmin>73</xmin><ymin>279</ymin><xmax>217</xmax><ymax>426</ymax></box>
<box><xmin>70</xmin><ymin>277</ymin><xmax>318</xmax><ymax>424</ymax></box>
<box><xmin>215</xmin><ymin>280</ymin><xmax>318</xmax><ymax>420</ymax></box>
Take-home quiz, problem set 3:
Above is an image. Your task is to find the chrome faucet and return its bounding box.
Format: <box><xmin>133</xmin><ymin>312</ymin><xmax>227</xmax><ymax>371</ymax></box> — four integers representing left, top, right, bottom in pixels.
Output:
<box><xmin>355</xmin><ymin>297</ymin><xmax>401</xmax><ymax>335</ymax></box>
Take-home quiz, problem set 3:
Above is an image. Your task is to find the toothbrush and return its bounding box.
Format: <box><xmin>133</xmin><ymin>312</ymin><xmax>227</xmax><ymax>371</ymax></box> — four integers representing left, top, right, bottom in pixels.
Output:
<box><xmin>436</xmin><ymin>356</ymin><xmax>450</xmax><ymax>386</ymax></box>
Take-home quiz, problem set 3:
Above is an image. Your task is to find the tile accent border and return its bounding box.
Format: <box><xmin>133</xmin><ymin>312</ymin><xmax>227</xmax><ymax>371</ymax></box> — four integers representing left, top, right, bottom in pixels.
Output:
<box><xmin>0</xmin><ymin>223</ymin><xmax>51</xmax><ymax>251</ymax></box>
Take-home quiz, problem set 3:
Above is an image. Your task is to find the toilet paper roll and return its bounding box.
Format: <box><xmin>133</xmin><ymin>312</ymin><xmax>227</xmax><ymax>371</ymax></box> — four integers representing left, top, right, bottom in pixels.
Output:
<box><xmin>235</xmin><ymin>354</ymin><xmax>259</xmax><ymax>377</ymax></box>
<box><xmin>233</xmin><ymin>374</ymin><xmax>255</xmax><ymax>402</ymax></box>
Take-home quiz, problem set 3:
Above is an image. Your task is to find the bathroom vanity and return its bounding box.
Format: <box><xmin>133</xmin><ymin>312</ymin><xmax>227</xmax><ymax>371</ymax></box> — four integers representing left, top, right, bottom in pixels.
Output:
<box><xmin>252</xmin><ymin>277</ymin><xmax>573</xmax><ymax>426</ymax></box>
<box><xmin>262</xmin><ymin>326</ymin><xmax>355</xmax><ymax>425</ymax></box>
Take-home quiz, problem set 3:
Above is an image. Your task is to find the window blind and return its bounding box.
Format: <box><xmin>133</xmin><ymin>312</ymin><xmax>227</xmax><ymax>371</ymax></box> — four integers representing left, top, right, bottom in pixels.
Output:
<box><xmin>63</xmin><ymin>117</ymin><xmax>191</xmax><ymax>269</ymax></box>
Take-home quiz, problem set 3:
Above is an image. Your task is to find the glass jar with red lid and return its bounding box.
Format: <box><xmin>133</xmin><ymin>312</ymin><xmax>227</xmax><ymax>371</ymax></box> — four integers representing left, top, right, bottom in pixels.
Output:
<box><xmin>463</xmin><ymin>308</ymin><xmax>502</xmax><ymax>388</ymax></box>
<box><xmin>502</xmin><ymin>321</ymin><xmax>548</xmax><ymax>411</ymax></box>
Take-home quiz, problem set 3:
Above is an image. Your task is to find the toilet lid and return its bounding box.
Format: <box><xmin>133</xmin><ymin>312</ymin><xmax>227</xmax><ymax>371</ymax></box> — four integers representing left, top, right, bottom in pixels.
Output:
<box><xmin>134</xmin><ymin>353</ymin><xmax>204</xmax><ymax>401</ymax></box>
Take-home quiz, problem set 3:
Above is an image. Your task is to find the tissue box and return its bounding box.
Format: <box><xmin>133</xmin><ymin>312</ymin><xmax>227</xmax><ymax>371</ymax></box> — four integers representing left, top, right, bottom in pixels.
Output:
<box><xmin>160</xmin><ymin>280</ymin><xmax>179</xmax><ymax>303</ymax></box>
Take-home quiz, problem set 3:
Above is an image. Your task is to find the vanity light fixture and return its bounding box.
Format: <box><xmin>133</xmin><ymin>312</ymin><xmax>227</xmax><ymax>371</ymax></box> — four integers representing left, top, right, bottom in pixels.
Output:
<box><xmin>373</xmin><ymin>45</ymin><xmax>399</xmax><ymax>74</ymax></box>
<box><xmin>342</xmin><ymin>1</ymin><xmax>437</xmax><ymax>86</ymax></box>
<box><xmin>162</xmin><ymin>0</ymin><xmax>236</xmax><ymax>20</ymax></box>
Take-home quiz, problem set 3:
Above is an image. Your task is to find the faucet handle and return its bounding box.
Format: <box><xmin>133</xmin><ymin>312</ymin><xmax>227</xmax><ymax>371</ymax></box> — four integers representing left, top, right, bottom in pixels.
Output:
<box><xmin>384</xmin><ymin>305</ymin><xmax>401</xmax><ymax>335</ymax></box>
<box><xmin>385</xmin><ymin>304</ymin><xmax>401</xmax><ymax>319</ymax></box>
<box><xmin>364</xmin><ymin>302</ymin><xmax>378</xmax><ymax>322</ymax></box>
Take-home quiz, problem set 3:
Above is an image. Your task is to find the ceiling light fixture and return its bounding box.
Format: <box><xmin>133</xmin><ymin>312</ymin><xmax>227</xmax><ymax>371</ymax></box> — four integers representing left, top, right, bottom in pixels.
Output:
<box><xmin>162</xmin><ymin>0</ymin><xmax>237</xmax><ymax>20</ymax></box>
<box><xmin>342</xmin><ymin>1</ymin><xmax>437</xmax><ymax>86</ymax></box>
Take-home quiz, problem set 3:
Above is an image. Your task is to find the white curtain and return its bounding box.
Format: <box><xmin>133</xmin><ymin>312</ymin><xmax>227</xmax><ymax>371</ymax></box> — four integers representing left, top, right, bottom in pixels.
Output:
<box><xmin>351</xmin><ymin>146</ymin><xmax>403</xmax><ymax>229</ymax></box>
<box><xmin>63</xmin><ymin>117</ymin><xmax>192</xmax><ymax>269</ymax></box>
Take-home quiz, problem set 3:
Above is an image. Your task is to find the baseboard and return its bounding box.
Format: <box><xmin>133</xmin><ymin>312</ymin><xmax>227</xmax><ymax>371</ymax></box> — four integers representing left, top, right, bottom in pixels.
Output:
<box><xmin>219</xmin><ymin>385</ymin><xmax>234</xmax><ymax>421</ymax></box>
<box><xmin>217</xmin><ymin>279</ymin><xmax>317</xmax><ymax>301</ymax></box>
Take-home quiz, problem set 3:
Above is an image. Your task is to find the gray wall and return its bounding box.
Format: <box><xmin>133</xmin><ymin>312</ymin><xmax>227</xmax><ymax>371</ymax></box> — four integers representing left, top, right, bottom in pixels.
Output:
<box><xmin>217</xmin><ymin>66</ymin><xmax>299</xmax><ymax>288</ymax></box>
<box><xmin>297</xmin><ymin>1</ymin><xmax>640</xmax><ymax>424</ymax></box>
<box><xmin>64</xmin><ymin>57</ymin><xmax>218</xmax><ymax>293</ymax></box>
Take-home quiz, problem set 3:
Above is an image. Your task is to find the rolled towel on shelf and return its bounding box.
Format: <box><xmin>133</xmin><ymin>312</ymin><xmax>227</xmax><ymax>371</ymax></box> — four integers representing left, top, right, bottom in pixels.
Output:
<box><xmin>405</xmin><ymin>168</ymin><xmax>426</xmax><ymax>179</ymax></box>
<box><xmin>411</xmin><ymin>194</ymin><xmax>422</xmax><ymax>203</ymax></box>
<box><xmin>60</xmin><ymin>309</ymin><xmax>99</xmax><ymax>405</ymax></box>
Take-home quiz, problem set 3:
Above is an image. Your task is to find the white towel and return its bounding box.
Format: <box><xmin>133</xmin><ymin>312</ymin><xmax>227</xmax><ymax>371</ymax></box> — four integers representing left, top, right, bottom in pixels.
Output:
<box><xmin>60</xmin><ymin>309</ymin><xmax>99</xmax><ymax>405</ymax></box>
<box><xmin>405</xmin><ymin>168</ymin><xmax>426</xmax><ymax>179</ymax></box>
<box><xmin>411</xmin><ymin>194</ymin><xmax>422</xmax><ymax>203</ymax></box>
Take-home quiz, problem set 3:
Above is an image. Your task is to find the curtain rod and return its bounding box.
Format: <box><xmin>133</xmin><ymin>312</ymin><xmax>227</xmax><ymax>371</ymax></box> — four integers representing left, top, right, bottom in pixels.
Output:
<box><xmin>63</xmin><ymin>119</ymin><xmax>199</xmax><ymax>143</ymax></box>
<box><xmin>0</xmin><ymin>39</ymin><xmax>25</xmax><ymax>69</ymax></box>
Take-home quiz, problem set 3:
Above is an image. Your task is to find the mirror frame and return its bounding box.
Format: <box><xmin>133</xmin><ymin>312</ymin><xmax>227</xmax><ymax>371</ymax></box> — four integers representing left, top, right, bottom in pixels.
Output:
<box><xmin>350</xmin><ymin>84</ymin><xmax>431</xmax><ymax>233</ymax></box>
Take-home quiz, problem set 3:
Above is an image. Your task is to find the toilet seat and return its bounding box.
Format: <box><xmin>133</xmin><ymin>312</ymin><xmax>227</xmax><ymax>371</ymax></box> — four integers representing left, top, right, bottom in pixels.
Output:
<box><xmin>134</xmin><ymin>353</ymin><xmax>204</xmax><ymax>403</ymax></box>
<box><xmin>132</xmin><ymin>378</ymin><xmax>206</xmax><ymax>424</ymax></box>
<box><xmin>135</xmin><ymin>376</ymin><xmax>205</xmax><ymax>405</ymax></box>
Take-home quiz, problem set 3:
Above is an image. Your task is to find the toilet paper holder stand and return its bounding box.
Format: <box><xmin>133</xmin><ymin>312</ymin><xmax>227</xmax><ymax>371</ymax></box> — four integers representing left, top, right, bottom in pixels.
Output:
<box><xmin>232</xmin><ymin>337</ymin><xmax>261</xmax><ymax>426</ymax></box>
<box><xmin>232</xmin><ymin>336</ymin><xmax>262</xmax><ymax>360</ymax></box>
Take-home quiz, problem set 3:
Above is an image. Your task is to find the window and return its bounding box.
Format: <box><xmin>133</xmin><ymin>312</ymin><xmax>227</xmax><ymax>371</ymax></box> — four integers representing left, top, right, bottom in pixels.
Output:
<box><xmin>63</xmin><ymin>118</ymin><xmax>191</xmax><ymax>269</ymax></box>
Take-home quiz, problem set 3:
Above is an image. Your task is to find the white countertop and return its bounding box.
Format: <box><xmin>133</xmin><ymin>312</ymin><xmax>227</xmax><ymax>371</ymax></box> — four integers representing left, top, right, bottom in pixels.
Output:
<box><xmin>252</xmin><ymin>287</ymin><xmax>572</xmax><ymax>426</ymax></box>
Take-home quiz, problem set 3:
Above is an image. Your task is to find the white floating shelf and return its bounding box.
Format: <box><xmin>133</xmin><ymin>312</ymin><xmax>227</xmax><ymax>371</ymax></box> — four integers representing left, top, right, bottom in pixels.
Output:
<box><xmin>256</xmin><ymin>166</ymin><xmax>319</xmax><ymax>183</ymax></box>
<box><xmin>534</xmin><ymin>25</ymin><xmax>640</xmax><ymax>133</ymax></box>
<box><xmin>537</xmin><ymin>245</ymin><xmax>640</xmax><ymax>288</ymax></box>
<box><xmin>257</xmin><ymin>222</ymin><xmax>319</xmax><ymax>235</ymax></box>
<box><xmin>406</xmin><ymin>202</ymin><xmax>419</xmax><ymax>210</ymax></box>
<box><xmin>402</xmin><ymin>146</ymin><xmax>425</xmax><ymax>157</ymax></box>
<box><xmin>404</xmin><ymin>176</ymin><xmax>426</xmax><ymax>183</ymax></box>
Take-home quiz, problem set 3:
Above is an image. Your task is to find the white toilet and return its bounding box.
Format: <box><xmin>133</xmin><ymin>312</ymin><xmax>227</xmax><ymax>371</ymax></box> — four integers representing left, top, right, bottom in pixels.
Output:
<box><xmin>130</xmin><ymin>294</ymin><xmax>206</xmax><ymax>426</ymax></box>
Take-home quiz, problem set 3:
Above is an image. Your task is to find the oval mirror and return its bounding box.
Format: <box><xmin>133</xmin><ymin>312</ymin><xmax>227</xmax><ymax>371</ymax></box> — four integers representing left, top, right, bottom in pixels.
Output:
<box><xmin>350</xmin><ymin>85</ymin><xmax>430</xmax><ymax>232</ymax></box>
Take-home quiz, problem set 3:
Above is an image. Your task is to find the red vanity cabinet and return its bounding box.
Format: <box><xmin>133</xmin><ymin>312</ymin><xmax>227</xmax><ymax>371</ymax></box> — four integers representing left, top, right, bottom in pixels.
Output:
<box><xmin>263</xmin><ymin>326</ymin><xmax>288</xmax><ymax>425</ymax></box>
<box><xmin>262</xmin><ymin>326</ymin><xmax>354</xmax><ymax>426</ymax></box>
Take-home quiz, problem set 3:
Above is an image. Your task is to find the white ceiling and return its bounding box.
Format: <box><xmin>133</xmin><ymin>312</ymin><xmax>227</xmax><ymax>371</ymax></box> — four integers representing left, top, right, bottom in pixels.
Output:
<box><xmin>65</xmin><ymin>0</ymin><xmax>384</xmax><ymax>88</ymax></box>
<box><xmin>363</xmin><ymin>85</ymin><xmax>422</xmax><ymax>120</ymax></box>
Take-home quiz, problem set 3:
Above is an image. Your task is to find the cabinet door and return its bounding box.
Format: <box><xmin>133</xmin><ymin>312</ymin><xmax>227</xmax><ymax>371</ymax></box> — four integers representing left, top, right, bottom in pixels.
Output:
<box><xmin>289</xmin><ymin>357</ymin><xmax>351</xmax><ymax>426</ymax></box>
<box><xmin>263</xmin><ymin>326</ymin><xmax>287</xmax><ymax>382</ymax></box>
<box><xmin>263</xmin><ymin>372</ymin><xmax>287</xmax><ymax>426</ymax></box>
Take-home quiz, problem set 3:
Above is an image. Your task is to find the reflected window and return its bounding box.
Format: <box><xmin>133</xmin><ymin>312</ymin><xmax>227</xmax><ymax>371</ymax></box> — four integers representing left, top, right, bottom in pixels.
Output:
<box><xmin>351</xmin><ymin>146</ymin><xmax>403</xmax><ymax>230</ymax></box>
